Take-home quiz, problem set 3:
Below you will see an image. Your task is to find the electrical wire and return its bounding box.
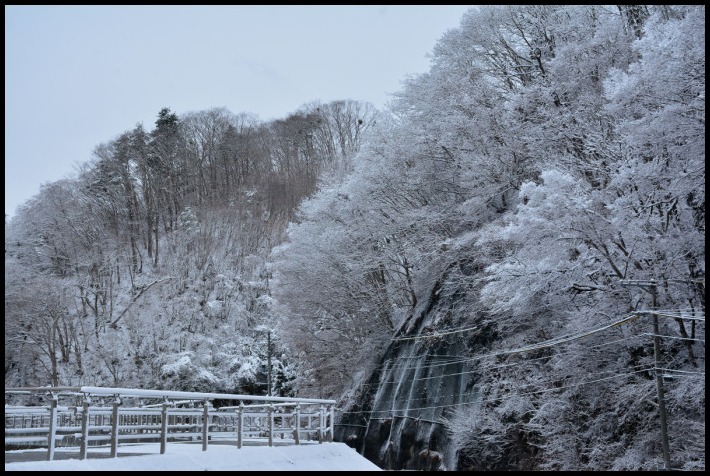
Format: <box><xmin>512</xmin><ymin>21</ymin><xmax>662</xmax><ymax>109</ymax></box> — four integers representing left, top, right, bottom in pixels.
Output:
<box><xmin>373</xmin><ymin>317</ymin><xmax>650</xmax><ymax>376</ymax></box>
<box><xmin>339</xmin><ymin>366</ymin><xmax>657</xmax><ymax>416</ymax></box>
<box><xmin>373</xmin><ymin>341</ymin><xmax>655</xmax><ymax>387</ymax></box>
<box><xmin>392</xmin><ymin>324</ymin><xmax>483</xmax><ymax>341</ymax></box>
<box><xmin>642</xmin><ymin>333</ymin><xmax>706</xmax><ymax>342</ymax></box>
<box><xmin>368</xmin><ymin>360</ymin><xmax>659</xmax><ymax>406</ymax></box>
<box><xmin>334</xmin><ymin>311</ymin><xmax>704</xmax><ymax>416</ymax></box>
<box><xmin>373</xmin><ymin>332</ymin><xmax>651</xmax><ymax>375</ymax></box>
<box><xmin>636</xmin><ymin>310</ymin><xmax>705</xmax><ymax>321</ymax></box>
<box><xmin>365</xmin><ymin>309</ymin><xmax>704</xmax><ymax>376</ymax></box>
<box><xmin>388</xmin><ymin>307</ymin><xmax>703</xmax><ymax>345</ymax></box>
<box><xmin>378</xmin><ymin>367</ymin><xmax>708</xmax><ymax>413</ymax></box>
<box><xmin>368</xmin><ymin>332</ymin><xmax>702</xmax><ymax>384</ymax></box>
<box><xmin>300</xmin><ymin>310</ymin><xmax>704</xmax><ymax>409</ymax></box>
<box><xmin>655</xmin><ymin>368</ymin><xmax>705</xmax><ymax>376</ymax></box>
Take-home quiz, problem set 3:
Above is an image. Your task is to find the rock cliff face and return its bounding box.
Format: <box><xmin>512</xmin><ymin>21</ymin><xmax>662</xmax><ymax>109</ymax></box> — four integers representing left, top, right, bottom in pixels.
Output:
<box><xmin>335</xmin><ymin>261</ymin><xmax>496</xmax><ymax>471</ymax></box>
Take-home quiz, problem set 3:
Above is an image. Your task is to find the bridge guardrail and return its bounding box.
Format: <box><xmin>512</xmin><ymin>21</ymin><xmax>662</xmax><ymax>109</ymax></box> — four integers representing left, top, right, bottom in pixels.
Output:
<box><xmin>5</xmin><ymin>386</ymin><xmax>336</xmax><ymax>461</ymax></box>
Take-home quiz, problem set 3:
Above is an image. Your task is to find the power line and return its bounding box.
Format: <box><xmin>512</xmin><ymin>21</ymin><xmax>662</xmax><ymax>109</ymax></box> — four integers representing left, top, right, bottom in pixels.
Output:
<box><xmin>411</xmin><ymin>313</ymin><xmax>639</xmax><ymax>365</ymax></box>
<box><xmin>368</xmin><ymin>360</ymin><xmax>659</xmax><ymax>406</ymax></box>
<box><xmin>371</xmin><ymin>322</ymin><xmax>704</xmax><ymax>378</ymax></box>
<box><xmin>634</xmin><ymin>310</ymin><xmax>705</xmax><ymax>321</ymax></box>
<box><xmin>367</xmin><ymin>309</ymin><xmax>704</xmax><ymax>376</ymax></box>
<box><xmin>392</xmin><ymin>366</ymin><xmax>700</xmax><ymax>416</ymax></box>
<box><xmin>339</xmin><ymin>367</ymin><xmax>656</xmax><ymax>416</ymax></box>
<box><xmin>337</xmin><ymin>370</ymin><xmax>704</xmax><ymax>417</ymax></box>
<box><xmin>391</xmin><ymin>324</ymin><xmax>482</xmax><ymax>341</ymax></box>
<box><xmin>655</xmin><ymin>368</ymin><xmax>705</xmax><ymax>376</ymax></box>
<box><xmin>300</xmin><ymin>316</ymin><xmax>703</xmax><ymax>409</ymax></box>
<box><xmin>495</xmin><ymin>314</ymin><xmax>642</xmax><ymax>356</ymax></box>
<box><xmin>372</xmin><ymin>335</ymin><xmax>655</xmax><ymax>387</ymax></box>
<box><xmin>355</xmin><ymin>335</ymin><xmax>663</xmax><ymax>391</ymax></box>
<box><xmin>338</xmin><ymin>309</ymin><xmax>704</xmax><ymax>417</ymax></box>
<box><xmin>375</xmin><ymin>332</ymin><xmax>650</xmax><ymax>375</ymax></box>
<box><xmin>387</xmin><ymin>306</ymin><xmax>703</xmax><ymax>346</ymax></box>
<box><xmin>641</xmin><ymin>333</ymin><xmax>705</xmax><ymax>343</ymax></box>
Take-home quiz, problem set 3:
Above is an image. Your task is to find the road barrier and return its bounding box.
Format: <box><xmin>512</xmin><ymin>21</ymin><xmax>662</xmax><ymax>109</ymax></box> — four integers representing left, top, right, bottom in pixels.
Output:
<box><xmin>5</xmin><ymin>386</ymin><xmax>336</xmax><ymax>461</ymax></box>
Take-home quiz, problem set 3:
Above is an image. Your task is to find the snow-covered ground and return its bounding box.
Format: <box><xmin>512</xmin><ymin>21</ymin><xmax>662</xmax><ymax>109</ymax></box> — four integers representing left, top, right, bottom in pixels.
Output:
<box><xmin>5</xmin><ymin>441</ymin><xmax>382</xmax><ymax>471</ymax></box>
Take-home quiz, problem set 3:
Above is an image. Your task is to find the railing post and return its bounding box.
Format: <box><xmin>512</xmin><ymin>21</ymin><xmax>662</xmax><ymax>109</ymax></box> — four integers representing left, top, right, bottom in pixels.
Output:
<box><xmin>160</xmin><ymin>400</ymin><xmax>168</xmax><ymax>454</ymax></box>
<box><xmin>294</xmin><ymin>403</ymin><xmax>300</xmax><ymax>445</ymax></box>
<box><xmin>202</xmin><ymin>400</ymin><xmax>209</xmax><ymax>451</ymax></box>
<box><xmin>46</xmin><ymin>393</ymin><xmax>58</xmax><ymax>461</ymax></box>
<box><xmin>268</xmin><ymin>404</ymin><xmax>274</xmax><ymax>447</ymax></box>
<box><xmin>110</xmin><ymin>396</ymin><xmax>121</xmax><ymax>458</ymax></box>
<box><xmin>190</xmin><ymin>410</ymin><xmax>195</xmax><ymax>441</ymax></box>
<box><xmin>319</xmin><ymin>404</ymin><xmax>325</xmax><ymax>444</ymax></box>
<box><xmin>79</xmin><ymin>396</ymin><xmax>91</xmax><ymax>460</ymax></box>
<box><xmin>237</xmin><ymin>402</ymin><xmax>243</xmax><ymax>449</ymax></box>
<box><xmin>279</xmin><ymin>408</ymin><xmax>284</xmax><ymax>439</ymax></box>
<box><xmin>328</xmin><ymin>404</ymin><xmax>334</xmax><ymax>443</ymax></box>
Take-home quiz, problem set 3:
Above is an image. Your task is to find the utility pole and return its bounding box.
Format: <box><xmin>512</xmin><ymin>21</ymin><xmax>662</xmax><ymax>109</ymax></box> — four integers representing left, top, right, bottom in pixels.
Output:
<box><xmin>267</xmin><ymin>331</ymin><xmax>272</xmax><ymax>397</ymax></box>
<box><xmin>622</xmin><ymin>280</ymin><xmax>672</xmax><ymax>470</ymax></box>
<box><xmin>649</xmin><ymin>283</ymin><xmax>672</xmax><ymax>470</ymax></box>
<box><xmin>252</xmin><ymin>328</ymin><xmax>274</xmax><ymax>397</ymax></box>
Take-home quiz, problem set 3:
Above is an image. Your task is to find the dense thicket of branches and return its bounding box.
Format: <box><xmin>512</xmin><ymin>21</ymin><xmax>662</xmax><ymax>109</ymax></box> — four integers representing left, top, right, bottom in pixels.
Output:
<box><xmin>5</xmin><ymin>99</ymin><xmax>376</xmax><ymax>394</ymax></box>
<box><xmin>5</xmin><ymin>5</ymin><xmax>704</xmax><ymax>471</ymax></box>
<box><xmin>270</xmin><ymin>5</ymin><xmax>704</xmax><ymax>471</ymax></box>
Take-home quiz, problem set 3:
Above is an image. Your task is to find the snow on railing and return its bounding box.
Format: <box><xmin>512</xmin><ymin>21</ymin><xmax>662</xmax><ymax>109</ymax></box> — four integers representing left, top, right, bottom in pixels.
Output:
<box><xmin>5</xmin><ymin>386</ymin><xmax>336</xmax><ymax>461</ymax></box>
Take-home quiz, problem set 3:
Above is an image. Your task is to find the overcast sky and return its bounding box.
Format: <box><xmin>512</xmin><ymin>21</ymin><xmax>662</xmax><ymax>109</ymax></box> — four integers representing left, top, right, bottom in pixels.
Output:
<box><xmin>5</xmin><ymin>5</ymin><xmax>472</xmax><ymax>219</ymax></box>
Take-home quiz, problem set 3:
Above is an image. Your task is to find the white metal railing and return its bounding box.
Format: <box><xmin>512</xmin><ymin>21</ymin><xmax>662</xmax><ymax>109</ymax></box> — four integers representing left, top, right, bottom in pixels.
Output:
<box><xmin>5</xmin><ymin>386</ymin><xmax>336</xmax><ymax>461</ymax></box>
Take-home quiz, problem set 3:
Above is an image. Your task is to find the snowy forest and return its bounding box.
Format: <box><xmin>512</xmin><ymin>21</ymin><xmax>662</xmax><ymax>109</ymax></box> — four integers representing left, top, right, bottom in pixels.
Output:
<box><xmin>5</xmin><ymin>5</ymin><xmax>704</xmax><ymax>471</ymax></box>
